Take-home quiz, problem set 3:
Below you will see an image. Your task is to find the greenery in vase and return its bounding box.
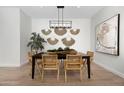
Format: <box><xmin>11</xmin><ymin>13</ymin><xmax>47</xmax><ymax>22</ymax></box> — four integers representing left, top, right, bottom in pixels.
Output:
<box><xmin>64</xmin><ymin>47</ymin><xmax>70</xmax><ymax>51</ymax></box>
<box><xmin>57</xmin><ymin>47</ymin><xmax>63</xmax><ymax>51</ymax></box>
<box><xmin>47</xmin><ymin>49</ymin><xmax>57</xmax><ymax>52</ymax></box>
<box><xmin>27</xmin><ymin>32</ymin><xmax>46</xmax><ymax>54</ymax></box>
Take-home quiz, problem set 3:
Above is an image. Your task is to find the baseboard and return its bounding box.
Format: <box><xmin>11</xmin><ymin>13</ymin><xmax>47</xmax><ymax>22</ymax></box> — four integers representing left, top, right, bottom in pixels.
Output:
<box><xmin>0</xmin><ymin>64</ymin><xmax>20</xmax><ymax>67</ymax></box>
<box><xmin>94</xmin><ymin>61</ymin><xmax>124</xmax><ymax>78</ymax></box>
<box><xmin>0</xmin><ymin>62</ymin><xmax>28</xmax><ymax>67</ymax></box>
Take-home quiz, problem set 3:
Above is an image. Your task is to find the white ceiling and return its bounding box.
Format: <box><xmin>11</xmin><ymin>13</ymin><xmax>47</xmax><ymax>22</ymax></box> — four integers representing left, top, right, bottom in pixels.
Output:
<box><xmin>19</xmin><ymin>6</ymin><xmax>104</xmax><ymax>18</ymax></box>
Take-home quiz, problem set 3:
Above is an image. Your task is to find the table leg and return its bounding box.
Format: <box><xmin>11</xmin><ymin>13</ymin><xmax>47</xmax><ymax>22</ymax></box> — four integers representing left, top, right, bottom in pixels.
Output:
<box><xmin>32</xmin><ymin>56</ymin><xmax>35</xmax><ymax>79</ymax></box>
<box><xmin>87</xmin><ymin>57</ymin><xmax>90</xmax><ymax>79</ymax></box>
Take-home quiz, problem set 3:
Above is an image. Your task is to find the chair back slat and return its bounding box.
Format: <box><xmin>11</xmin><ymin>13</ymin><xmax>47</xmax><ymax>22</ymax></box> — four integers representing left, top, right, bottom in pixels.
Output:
<box><xmin>43</xmin><ymin>55</ymin><xmax>57</xmax><ymax>62</ymax></box>
<box><xmin>66</xmin><ymin>54</ymin><xmax>83</xmax><ymax>65</ymax></box>
<box><xmin>42</xmin><ymin>54</ymin><xmax>58</xmax><ymax>67</ymax></box>
<box><xmin>67</xmin><ymin>55</ymin><xmax>81</xmax><ymax>63</ymax></box>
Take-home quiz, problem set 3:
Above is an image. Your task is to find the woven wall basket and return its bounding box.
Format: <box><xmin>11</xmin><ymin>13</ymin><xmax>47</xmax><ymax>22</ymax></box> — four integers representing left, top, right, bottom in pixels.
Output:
<box><xmin>41</xmin><ymin>29</ymin><xmax>52</xmax><ymax>35</ymax></box>
<box><xmin>70</xmin><ymin>29</ymin><xmax>80</xmax><ymax>35</ymax></box>
<box><xmin>54</xmin><ymin>27</ymin><xmax>67</xmax><ymax>36</ymax></box>
<box><xmin>47</xmin><ymin>38</ymin><xmax>59</xmax><ymax>45</ymax></box>
<box><xmin>62</xmin><ymin>38</ymin><xmax>75</xmax><ymax>46</ymax></box>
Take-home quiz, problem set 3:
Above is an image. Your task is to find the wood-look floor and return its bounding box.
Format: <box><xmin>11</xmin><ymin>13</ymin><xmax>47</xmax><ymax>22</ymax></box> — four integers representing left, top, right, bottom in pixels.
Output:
<box><xmin>0</xmin><ymin>62</ymin><xmax>124</xmax><ymax>86</ymax></box>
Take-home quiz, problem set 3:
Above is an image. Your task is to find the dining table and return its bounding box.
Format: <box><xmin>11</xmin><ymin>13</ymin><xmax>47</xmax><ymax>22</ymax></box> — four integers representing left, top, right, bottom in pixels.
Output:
<box><xmin>31</xmin><ymin>52</ymin><xmax>91</xmax><ymax>79</ymax></box>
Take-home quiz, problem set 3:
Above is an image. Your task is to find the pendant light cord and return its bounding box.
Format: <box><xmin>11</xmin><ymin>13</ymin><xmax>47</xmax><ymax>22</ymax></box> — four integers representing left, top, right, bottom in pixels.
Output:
<box><xmin>62</xmin><ymin>8</ymin><xmax>63</xmax><ymax>27</ymax></box>
<box><xmin>58</xmin><ymin>8</ymin><xmax>59</xmax><ymax>27</ymax></box>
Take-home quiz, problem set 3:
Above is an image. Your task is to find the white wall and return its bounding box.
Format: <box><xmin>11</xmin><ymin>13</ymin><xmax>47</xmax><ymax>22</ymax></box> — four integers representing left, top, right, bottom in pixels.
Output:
<box><xmin>91</xmin><ymin>6</ymin><xmax>124</xmax><ymax>77</ymax></box>
<box><xmin>32</xmin><ymin>18</ymin><xmax>91</xmax><ymax>53</ymax></box>
<box><xmin>0</xmin><ymin>7</ymin><xmax>20</xmax><ymax>67</ymax></box>
<box><xmin>20</xmin><ymin>10</ymin><xmax>31</xmax><ymax>65</ymax></box>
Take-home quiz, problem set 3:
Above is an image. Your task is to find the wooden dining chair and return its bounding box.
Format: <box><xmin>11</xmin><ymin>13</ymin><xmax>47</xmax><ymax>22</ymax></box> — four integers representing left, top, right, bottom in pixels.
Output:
<box><xmin>83</xmin><ymin>51</ymin><xmax>94</xmax><ymax>75</ymax></box>
<box><xmin>87</xmin><ymin>51</ymin><xmax>94</xmax><ymax>63</ymax></box>
<box><xmin>27</xmin><ymin>52</ymin><xmax>42</xmax><ymax>78</ymax></box>
<box><xmin>27</xmin><ymin>52</ymin><xmax>32</xmax><ymax>64</ymax></box>
<box><xmin>41</xmin><ymin>54</ymin><xmax>60</xmax><ymax>81</ymax></box>
<box><xmin>64</xmin><ymin>54</ymin><xmax>84</xmax><ymax>82</ymax></box>
<box><xmin>84</xmin><ymin>51</ymin><xmax>94</xmax><ymax>65</ymax></box>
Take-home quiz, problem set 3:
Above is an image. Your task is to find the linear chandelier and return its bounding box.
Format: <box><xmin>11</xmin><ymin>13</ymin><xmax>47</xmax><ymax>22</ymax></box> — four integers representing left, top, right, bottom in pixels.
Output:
<box><xmin>49</xmin><ymin>6</ymin><xmax>72</xmax><ymax>28</ymax></box>
<box><xmin>41</xmin><ymin>6</ymin><xmax>80</xmax><ymax>36</ymax></box>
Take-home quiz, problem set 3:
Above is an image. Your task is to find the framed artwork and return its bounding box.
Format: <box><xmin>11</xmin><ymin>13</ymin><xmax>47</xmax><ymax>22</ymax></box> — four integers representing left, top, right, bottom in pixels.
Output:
<box><xmin>96</xmin><ymin>14</ymin><xmax>120</xmax><ymax>56</ymax></box>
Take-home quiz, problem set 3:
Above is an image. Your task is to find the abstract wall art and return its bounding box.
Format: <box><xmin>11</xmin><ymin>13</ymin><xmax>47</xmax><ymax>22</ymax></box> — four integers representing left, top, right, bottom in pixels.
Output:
<box><xmin>54</xmin><ymin>27</ymin><xmax>67</xmax><ymax>36</ymax></box>
<box><xmin>96</xmin><ymin>14</ymin><xmax>120</xmax><ymax>56</ymax></box>
<box><xmin>47</xmin><ymin>38</ymin><xmax>59</xmax><ymax>45</ymax></box>
<box><xmin>70</xmin><ymin>29</ymin><xmax>80</xmax><ymax>35</ymax></box>
<box><xmin>62</xmin><ymin>38</ymin><xmax>75</xmax><ymax>46</ymax></box>
<box><xmin>41</xmin><ymin>29</ymin><xmax>52</xmax><ymax>35</ymax></box>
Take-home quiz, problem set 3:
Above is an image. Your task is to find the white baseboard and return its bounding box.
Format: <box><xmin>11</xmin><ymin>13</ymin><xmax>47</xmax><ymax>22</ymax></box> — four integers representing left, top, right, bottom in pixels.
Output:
<box><xmin>94</xmin><ymin>62</ymin><xmax>124</xmax><ymax>78</ymax></box>
<box><xmin>0</xmin><ymin>61</ymin><xmax>28</xmax><ymax>67</ymax></box>
<box><xmin>0</xmin><ymin>63</ymin><xmax>20</xmax><ymax>67</ymax></box>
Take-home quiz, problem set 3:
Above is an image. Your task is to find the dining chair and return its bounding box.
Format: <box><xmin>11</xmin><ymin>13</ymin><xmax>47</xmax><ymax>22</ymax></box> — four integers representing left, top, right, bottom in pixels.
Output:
<box><xmin>27</xmin><ymin>52</ymin><xmax>42</xmax><ymax>78</ymax></box>
<box><xmin>41</xmin><ymin>54</ymin><xmax>60</xmax><ymax>81</ymax></box>
<box><xmin>87</xmin><ymin>51</ymin><xmax>94</xmax><ymax>63</ymax></box>
<box><xmin>27</xmin><ymin>52</ymin><xmax>32</xmax><ymax>64</ymax></box>
<box><xmin>84</xmin><ymin>51</ymin><xmax>94</xmax><ymax>65</ymax></box>
<box><xmin>83</xmin><ymin>51</ymin><xmax>94</xmax><ymax>75</ymax></box>
<box><xmin>64</xmin><ymin>54</ymin><xmax>84</xmax><ymax>82</ymax></box>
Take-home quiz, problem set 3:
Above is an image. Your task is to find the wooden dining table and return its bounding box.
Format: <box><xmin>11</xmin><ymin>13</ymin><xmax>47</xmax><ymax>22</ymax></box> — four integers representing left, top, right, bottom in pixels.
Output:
<box><xmin>31</xmin><ymin>52</ymin><xmax>91</xmax><ymax>79</ymax></box>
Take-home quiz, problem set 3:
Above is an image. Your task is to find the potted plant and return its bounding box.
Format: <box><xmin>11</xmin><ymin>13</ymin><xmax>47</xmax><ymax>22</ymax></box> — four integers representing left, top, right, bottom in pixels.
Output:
<box><xmin>57</xmin><ymin>47</ymin><xmax>63</xmax><ymax>51</ymax></box>
<box><xmin>27</xmin><ymin>32</ymin><xmax>46</xmax><ymax>54</ymax></box>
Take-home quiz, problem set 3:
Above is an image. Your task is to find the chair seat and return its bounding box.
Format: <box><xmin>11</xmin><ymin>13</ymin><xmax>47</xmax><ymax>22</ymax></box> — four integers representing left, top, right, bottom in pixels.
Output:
<box><xmin>67</xmin><ymin>64</ymin><xmax>80</xmax><ymax>68</ymax></box>
<box><xmin>43</xmin><ymin>67</ymin><xmax>58</xmax><ymax>70</ymax></box>
<box><xmin>66</xmin><ymin>62</ymin><xmax>81</xmax><ymax>65</ymax></box>
<box><xmin>44</xmin><ymin>64</ymin><xmax>58</xmax><ymax>68</ymax></box>
<box><xmin>43</xmin><ymin>61</ymin><xmax>58</xmax><ymax>64</ymax></box>
<box><xmin>66</xmin><ymin>68</ymin><xmax>81</xmax><ymax>70</ymax></box>
<box><xmin>37</xmin><ymin>61</ymin><xmax>42</xmax><ymax>64</ymax></box>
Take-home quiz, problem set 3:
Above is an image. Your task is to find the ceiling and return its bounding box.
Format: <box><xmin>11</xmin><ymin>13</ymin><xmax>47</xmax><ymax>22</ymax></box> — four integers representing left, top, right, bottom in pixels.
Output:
<box><xmin>19</xmin><ymin>6</ymin><xmax>104</xmax><ymax>18</ymax></box>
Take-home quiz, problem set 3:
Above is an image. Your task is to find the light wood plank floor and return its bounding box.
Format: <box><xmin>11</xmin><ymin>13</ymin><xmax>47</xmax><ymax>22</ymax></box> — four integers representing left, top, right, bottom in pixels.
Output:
<box><xmin>0</xmin><ymin>62</ymin><xmax>124</xmax><ymax>85</ymax></box>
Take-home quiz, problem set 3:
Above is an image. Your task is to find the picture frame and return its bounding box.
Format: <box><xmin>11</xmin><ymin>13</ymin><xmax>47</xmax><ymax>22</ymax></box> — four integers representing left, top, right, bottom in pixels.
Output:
<box><xmin>96</xmin><ymin>14</ymin><xmax>120</xmax><ymax>56</ymax></box>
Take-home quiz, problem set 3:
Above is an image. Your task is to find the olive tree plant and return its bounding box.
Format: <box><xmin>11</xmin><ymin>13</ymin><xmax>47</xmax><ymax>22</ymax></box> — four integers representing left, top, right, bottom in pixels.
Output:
<box><xmin>27</xmin><ymin>32</ymin><xmax>46</xmax><ymax>54</ymax></box>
